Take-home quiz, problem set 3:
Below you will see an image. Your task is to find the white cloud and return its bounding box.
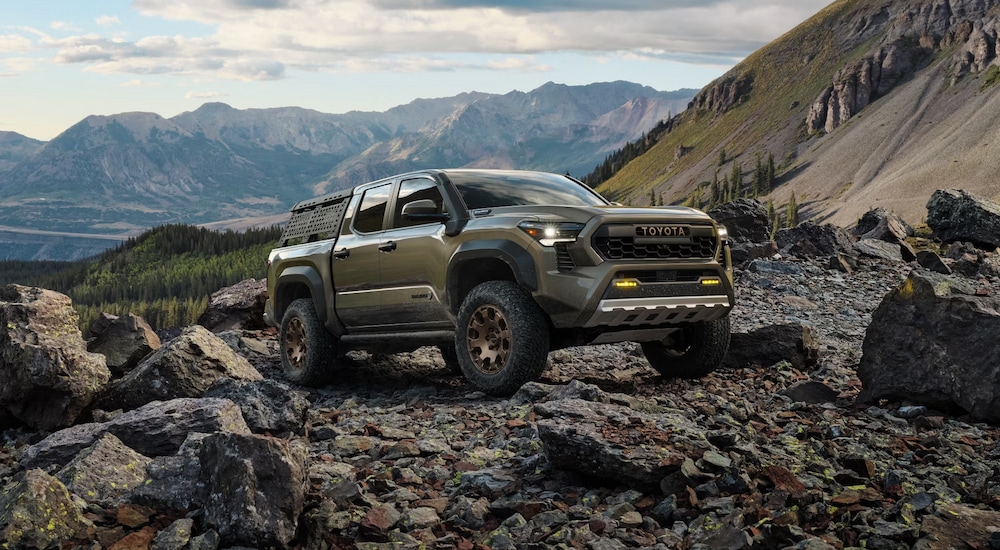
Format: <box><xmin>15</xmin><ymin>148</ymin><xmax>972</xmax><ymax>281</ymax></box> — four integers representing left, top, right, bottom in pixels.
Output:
<box><xmin>0</xmin><ymin>34</ymin><xmax>32</xmax><ymax>54</ymax></box>
<box><xmin>185</xmin><ymin>90</ymin><xmax>225</xmax><ymax>99</ymax></box>
<box><xmin>119</xmin><ymin>79</ymin><xmax>159</xmax><ymax>87</ymax></box>
<box><xmin>50</xmin><ymin>21</ymin><xmax>81</xmax><ymax>32</ymax></box>
<box><xmin>96</xmin><ymin>15</ymin><xmax>122</xmax><ymax>27</ymax></box>
<box><xmin>27</xmin><ymin>0</ymin><xmax>833</xmax><ymax>80</ymax></box>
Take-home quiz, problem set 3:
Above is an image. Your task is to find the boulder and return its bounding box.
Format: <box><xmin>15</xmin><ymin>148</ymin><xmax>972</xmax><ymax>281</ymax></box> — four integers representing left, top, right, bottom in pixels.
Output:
<box><xmin>56</xmin><ymin>433</ymin><xmax>152</xmax><ymax>508</ymax></box>
<box><xmin>724</xmin><ymin>323</ymin><xmax>821</xmax><ymax>371</ymax></box>
<box><xmin>87</xmin><ymin>313</ymin><xmax>161</xmax><ymax>376</ymax></box>
<box><xmin>197</xmin><ymin>278</ymin><xmax>268</xmax><ymax>332</ymax></box>
<box><xmin>852</xmin><ymin>207</ymin><xmax>914</xmax><ymax>242</ymax></box>
<box><xmin>775</xmin><ymin>223</ymin><xmax>856</xmax><ymax>258</ymax></box>
<box><xmin>535</xmin><ymin>397</ymin><xmax>701</xmax><ymax>488</ymax></box>
<box><xmin>199</xmin><ymin>432</ymin><xmax>308</xmax><ymax>548</ymax></box>
<box><xmin>857</xmin><ymin>269</ymin><xmax>1000</xmax><ymax>421</ymax></box>
<box><xmin>853</xmin><ymin>238</ymin><xmax>904</xmax><ymax>262</ymax></box>
<box><xmin>918</xmin><ymin>503</ymin><xmax>1000</xmax><ymax>549</ymax></box>
<box><xmin>22</xmin><ymin>397</ymin><xmax>250</xmax><ymax>469</ymax></box>
<box><xmin>204</xmin><ymin>378</ymin><xmax>309</xmax><ymax>437</ymax></box>
<box><xmin>730</xmin><ymin>241</ymin><xmax>778</xmax><ymax>265</ymax></box>
<box><xmin>708</xmin><ymin>199</ymin><xmax>771</xmax><ymax>244</ymax></box>
<box><xmin>926</xmin><ymin>189</ymin><xmax>1000</xmax><ymax>248</ymax></box>
<box><xmin>100</xmin><ymin>325</ymin><xmax>262</xmax><ymax>412</ymax></box>
<box><xmin>0</xmin><ymin>469</ymin><xmax>95</xmax><ymax>548</ymax></box>
<box><xmin>916</xmin><ymin>251</ymin><xmax>952</xmax><ymax>275</ymax></box>
<box><xmin>0</xmin><ymin>285</ymin><xmax>111</xmax><ymax>430</ymax></box>
<box><xmin>128</xmin><ymin>433</ymin><xmax>209</xmax><ymax>511</ymax></box>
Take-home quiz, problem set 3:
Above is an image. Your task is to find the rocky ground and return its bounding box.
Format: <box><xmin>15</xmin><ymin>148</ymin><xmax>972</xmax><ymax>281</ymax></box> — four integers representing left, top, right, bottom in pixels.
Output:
<box><xmin>3</xmin><ymin>198</ymin><xmax>1000</xmax><ymax>549</ymax></box>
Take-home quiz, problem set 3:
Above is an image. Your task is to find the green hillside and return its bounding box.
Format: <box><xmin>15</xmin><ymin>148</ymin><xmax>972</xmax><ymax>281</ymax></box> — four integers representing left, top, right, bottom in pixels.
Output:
<box><xmin>595</xmin><ymin>0</ymin><xmax>873</xmax><ymax>205</ymax></box>
<box><xmin>0</xmin><ymin>224</ymin><xmax>280</xmax><ymax>331</ymax></box>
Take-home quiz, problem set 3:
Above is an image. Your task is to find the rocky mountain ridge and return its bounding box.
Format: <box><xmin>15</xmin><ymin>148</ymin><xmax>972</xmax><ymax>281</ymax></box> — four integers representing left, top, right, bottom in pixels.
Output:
<box><xmin>0</xmin><ymin>81</ymin><xmax>693</xmax><ymax>255</ymax></box>
<box><xmin>2</xmin><ymin>190</ymin><xmax>1000</xmax><ymax>549</ymax></box>
<box><xmin>599</xmin><ymin>0</ymin><xmax>1000</xmax><ymax>227</ymax></box>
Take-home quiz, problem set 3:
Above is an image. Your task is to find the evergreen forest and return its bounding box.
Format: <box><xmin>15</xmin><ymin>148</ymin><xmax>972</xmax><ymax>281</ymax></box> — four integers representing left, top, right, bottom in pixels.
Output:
<box><xmin>0</xmin><ymin>224</ymin><xmax>281</xmax><ymax>331</ymax></box>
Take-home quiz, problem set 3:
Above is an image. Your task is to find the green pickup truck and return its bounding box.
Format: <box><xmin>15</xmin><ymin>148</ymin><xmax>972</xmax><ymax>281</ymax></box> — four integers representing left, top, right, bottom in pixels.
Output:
<box><xmin>265</xmin><ymin>169</ymin><xmax>734</xmax><ymax>395</ymax></box>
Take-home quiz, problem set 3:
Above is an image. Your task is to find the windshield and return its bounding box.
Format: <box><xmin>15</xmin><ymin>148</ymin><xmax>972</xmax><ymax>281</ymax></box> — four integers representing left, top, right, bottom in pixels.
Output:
<box><xmin>447</xmin><ymin>171</ymin><xmax>608</xmax><ymax>209</ymax></box>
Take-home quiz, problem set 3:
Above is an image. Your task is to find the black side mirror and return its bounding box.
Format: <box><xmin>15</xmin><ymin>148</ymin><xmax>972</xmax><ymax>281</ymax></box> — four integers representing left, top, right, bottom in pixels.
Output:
<box><xmin>401</xmin><ymin>199</ymin><xmax>449</xmax><ymax>222</ymax></box>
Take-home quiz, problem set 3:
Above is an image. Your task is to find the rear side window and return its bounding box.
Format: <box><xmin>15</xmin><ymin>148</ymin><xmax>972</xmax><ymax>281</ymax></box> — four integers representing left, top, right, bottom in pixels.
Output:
<box><xmin>353</xmin><ymin>183</ymin><xmax>391</xmax><ymax>233</ymax></box>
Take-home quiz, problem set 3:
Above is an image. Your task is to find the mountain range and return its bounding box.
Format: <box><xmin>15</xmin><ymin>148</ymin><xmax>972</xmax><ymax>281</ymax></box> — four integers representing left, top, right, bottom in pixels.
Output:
<box><xmin>597</xmin><ymin>0</ymin><xmax>1000</xmax><ymax>227</ymax></box>
<box><xmin>0</xmin><ymin>81</ymin><xmax>693</xmax><ymax>260</ymax></box>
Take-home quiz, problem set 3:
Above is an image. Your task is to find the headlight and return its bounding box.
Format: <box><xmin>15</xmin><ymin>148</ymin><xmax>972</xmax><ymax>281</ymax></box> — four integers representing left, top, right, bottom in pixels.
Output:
<box><xmin>717</xmin><ymin>224</ymin><xmax>729</xmax><ymax>245</ymax></box>
<box><xmin>518</xmin><ymin>221</ymin><xmax>586</xmax><ymax>247</ymax></box>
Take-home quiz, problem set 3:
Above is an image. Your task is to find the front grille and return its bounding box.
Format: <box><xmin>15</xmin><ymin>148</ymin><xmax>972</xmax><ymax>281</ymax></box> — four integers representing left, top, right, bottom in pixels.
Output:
<box><xmin>594</xmin><ymin>236</ymin><xmax>717</xmax><ymax>260</ymax></box>
<box><xmin>555</xmin><ymin>243</ymin><xmax>575</xmax><ymax>272</ymax></box>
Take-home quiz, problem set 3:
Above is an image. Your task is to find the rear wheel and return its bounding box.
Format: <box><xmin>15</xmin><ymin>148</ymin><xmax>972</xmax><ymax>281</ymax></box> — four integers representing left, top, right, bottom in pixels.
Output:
<box><xmin>641</xmin><ymin>316</ymin><xmax>731</xmax><ymax>379</ymax></box>
<box><xmin>280</xmin><ymin>298</ymin><xmax>336</xmax><ymax>385</ymax></box>
<box><xmin>455</xmin><ymin>281</ymin><xmax>550</xmax><ymax>395</ymax></box>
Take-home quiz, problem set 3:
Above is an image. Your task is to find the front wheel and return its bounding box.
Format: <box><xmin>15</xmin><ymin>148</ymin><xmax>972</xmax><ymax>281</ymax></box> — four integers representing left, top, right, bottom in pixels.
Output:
<box><xmin>455</xmin><ymin>281</ymin><xmax>550</xmax><ymax>396</ymax></box>
<box><xmin>280</xmin><ymin>298</ymin><xmax>336</xmax><ymax>385</ymax></box>
<box><xmin>641</xmin><ymin>316</ymin><xmax>731</xmax><ymax>379</ymax></box>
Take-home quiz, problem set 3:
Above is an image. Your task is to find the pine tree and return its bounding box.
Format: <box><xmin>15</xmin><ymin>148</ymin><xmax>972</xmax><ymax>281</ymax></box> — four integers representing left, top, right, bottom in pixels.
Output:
<box><xmin>709</xmin><ymin>171</ymin><xmax>721</xmax><ymax>209</ymax></box>
<box><xmin>766</xmin><ymin>152</ymin><xmax>776</xmax><ymax>192</ymax></box>
<box><xmin>730</xmin><ymin>161</ymin><xmax>743</xmax><ymax>199</ymax></box>
<box><xmin>718</xmin><ymin>148</ymin><xmax>727</xmax><ymax>167</ymax></box>
<box><xmin>785</xmin><ymin>192</ymin><xmax>799</xmax><ymax>228</ymax></box>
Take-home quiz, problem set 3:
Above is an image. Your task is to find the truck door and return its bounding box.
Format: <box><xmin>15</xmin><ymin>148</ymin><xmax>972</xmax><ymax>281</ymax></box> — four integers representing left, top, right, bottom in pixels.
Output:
<box><xmin>377</xmin><ymin>176</ymin><xmax>453</xmax><ymax>327</ymax></box>
<box><xmin>331</xmin><ymin>182</ymin><xmax>391</xmax><ymax>328</ymax></box>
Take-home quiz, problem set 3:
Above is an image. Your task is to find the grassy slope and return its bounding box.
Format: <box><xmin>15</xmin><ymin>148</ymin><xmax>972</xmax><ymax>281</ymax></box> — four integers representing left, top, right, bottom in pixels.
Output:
<box><xmin>596</xmin><ymin>0</ymin><xmax>874</xmax><ymax>205</ymax></box>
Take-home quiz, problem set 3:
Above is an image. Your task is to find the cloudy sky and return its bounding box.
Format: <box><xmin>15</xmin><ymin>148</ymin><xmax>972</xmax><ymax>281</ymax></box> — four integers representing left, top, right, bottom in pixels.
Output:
<box><xmin>2</xmin><ymin>0</ymin><xmax>834</xmax><ymax>140</ymax></box>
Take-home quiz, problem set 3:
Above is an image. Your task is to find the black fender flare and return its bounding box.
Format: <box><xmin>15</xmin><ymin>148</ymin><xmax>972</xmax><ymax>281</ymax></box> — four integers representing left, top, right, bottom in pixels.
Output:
<box><xmin>274</xmin><ymin>266</ymin><xmax>328</xmax><ymax>324</ymax></box>
<box><xmin>447</xmin><ymin>240</ymin><xmax>538</xmax><ymax>307</ymax></box>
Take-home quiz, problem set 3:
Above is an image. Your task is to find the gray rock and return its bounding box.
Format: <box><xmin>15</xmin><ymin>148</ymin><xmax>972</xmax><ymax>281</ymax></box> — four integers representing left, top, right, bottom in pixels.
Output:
<box><xmin>782</xmin><ymin>381</ymin><xmax>840</xmax><ymax>404</ymax></box>
<box><xmin>151</xmin><ymin>518</ymin><xmax>195</xmax><ymax>550</ymax></box>
<box><xmin>858</xmin><ymin>269</ymin><xmax>1000</xmax><ymax>421</ymax></box>
<box><xmin>87</xmin><ymin>313</ymin><xmax>161</xmax><ymax>376</ymax></box>
<box><xmin>199</xmin><ymin>432</ymin><xmax>308</xmax><ymax>549</ymax></box>
<box><xmin>731</xmin><ymin>241</ymin><xmax>779</xmax><ymax>265</ymax></box>
<box><xmin>127</xmin><ymin>433</ymin><xmax>208</xmax><ymax>510</ymax></box>
<box><xmin>188</xmin><ymin>529</ymin><xmax>221</xmax><ymax>550</ymax></box>
<box><xmin>100</xmin><ymin>325</ymin><xmax>263</xmax><ymax>412</ymax></box>
<box><xmin>854</xmin><ymin>238</ymin><xmax>904</xmax><ymax>262</ymax></box>
<box><xmin>775</xmin><ymin>222</ymin><xmax>856</xmax><ymax>258</ymax></box>
<box><xmin>916</xmin><ymin>251</ymin><xmax>952</xmax><ymax>275</ymax></box>
<box><xmin>535</xmin><ymin>396</ymin><xmax>696</xmax><ymax>488</ymax></box>
<box><xmin>853</xmin><ymin>207</ymin><xmax>914</xmax><ymax>242</ymax></box>
<box><xmin>927</xmin><ymin>189</ymin><xmax>1000</xmax><ymax>248</ymax></box>
<box><xmin>22</xmin><ymin>397</ymin><xmax>250</xmax><ymax>469</ymax></box>
<box><xmin>708</xmin><ymin>199</ymin><xmax>771</xmax><ymax>244</ymax></box>
<box><xmin>725</xmin><ymin>323</ymin><xmax>821</xmax><ymax>371</ymax></box>
<box><xmin>748</xmin><ymin>260</ymin><xmax>805</xmax><ymax>275</ymax></box>
<box><xmin>56</xmin><ymin>432</ymin><xmax>152</xmax><ymax>508</ymax></box>
<box><xmin>0</xmin><ymin>285</ymin><xmax>111</xmax><ymax>430</ymax></box>
<box><xmin>196</xmin><ymin>278</ymin><xmax>268</xmax><ymax>332</ymax></box>
<box><xmin>204</xmin><ymin>378</ymin><xmax>309</xmax><ymax>436</ymax></box>
<box><xmin>0</xmin><ymin>469</ymin><xmax>95</xmax><ymax>548</ymax></box>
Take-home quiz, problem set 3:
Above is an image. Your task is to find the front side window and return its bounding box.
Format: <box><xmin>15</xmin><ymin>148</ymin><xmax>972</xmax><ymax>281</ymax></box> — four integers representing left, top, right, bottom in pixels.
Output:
<box><xmin>353</xmin><ymin>183</ymin><xmax>391</xmax><ymax>233</ymax></box>
<box><xmin>392</xmin><ymin>178</ymin><xmax>447</xmax><ymax>229</ymax></box>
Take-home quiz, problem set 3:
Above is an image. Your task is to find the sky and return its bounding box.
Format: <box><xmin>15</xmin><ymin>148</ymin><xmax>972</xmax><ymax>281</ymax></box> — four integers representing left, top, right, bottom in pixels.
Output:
<box><xmin>1</xmin><ymin>0</ymin><xmax>834</xmax><ymax>141</ymax></box>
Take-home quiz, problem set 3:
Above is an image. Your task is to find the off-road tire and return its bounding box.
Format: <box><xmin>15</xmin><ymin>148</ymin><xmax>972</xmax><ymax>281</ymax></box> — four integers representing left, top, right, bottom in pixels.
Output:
<box><xmin>455</xmin><ymin>281</ymin><xmax>550</xmax><ymax>395</ymax></box>
<box><xmin>280</xmin><ymin>298</ymin><xmax>336</xmax><ymax>385</ymax></box>
<box><xmin>641</xmin><ymin>316</ymin><xmax>731</xmax><ymax>379</ymax></box>
<box><xmin>438</xmin><ymin>345</ymin><xmax>463</xmax><ymax>374</ymax></box>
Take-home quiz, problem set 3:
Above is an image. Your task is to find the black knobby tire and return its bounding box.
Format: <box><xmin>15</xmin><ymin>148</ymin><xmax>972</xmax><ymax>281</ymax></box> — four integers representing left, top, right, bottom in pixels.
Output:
<box><xmin>438</xmin><ymin>345</ymin><xmax>463</xmax><ymax>374</ymax></box>
<box><xmin>279</xmin><ymin>298</ymin><xmax>336</xmax><ymax>385</ymax></box>
<box><xmin>455</xmin><ymin>281</ymin><xmax>550</xmax><ymax>396</ymax></box>
<box><xmin>641</xmin><ymin>315</ymin><xmax>731</xmax><ymax>379</ymax></box>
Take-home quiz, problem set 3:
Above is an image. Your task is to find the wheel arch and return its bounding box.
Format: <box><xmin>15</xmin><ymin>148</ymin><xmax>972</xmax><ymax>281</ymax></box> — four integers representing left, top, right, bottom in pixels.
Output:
<box><xmin>447</xmin><ymin>240</ymin><xmax>538</xmax><ymax>313</ymax></box>
<box><xmin>273</xmin><ymin>266</ymin><xmax>327</xmax><ymax>324</ymax></box>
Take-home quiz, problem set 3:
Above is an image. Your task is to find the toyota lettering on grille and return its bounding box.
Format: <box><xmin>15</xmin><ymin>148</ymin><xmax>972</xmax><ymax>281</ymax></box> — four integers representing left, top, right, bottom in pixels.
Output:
<box><xmin>635</xmin><ymin>225</ymin><xmax>690</xmax><ymax>237</ymax></box>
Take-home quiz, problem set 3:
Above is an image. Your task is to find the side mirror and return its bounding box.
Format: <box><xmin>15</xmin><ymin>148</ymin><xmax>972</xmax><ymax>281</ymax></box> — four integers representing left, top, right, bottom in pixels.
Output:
<box><xmin>402</xmin><ymin>199</ymin><xmax>449</xmax><ymax>222</ymax></box>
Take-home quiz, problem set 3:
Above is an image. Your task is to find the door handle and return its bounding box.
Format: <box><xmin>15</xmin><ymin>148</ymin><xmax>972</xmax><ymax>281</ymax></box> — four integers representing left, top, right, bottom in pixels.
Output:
<box><xmin>378</xmin><ymin>241</ymin><xmax>397</xmax><ymax>253</ymax></box>
<box><xmin>333</xmin><ymin>248</ymin><xmax>350</xmax><ymax>259</ymax></box>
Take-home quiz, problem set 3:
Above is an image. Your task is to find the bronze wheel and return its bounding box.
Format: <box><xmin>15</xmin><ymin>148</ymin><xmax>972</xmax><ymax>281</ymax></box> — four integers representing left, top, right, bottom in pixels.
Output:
<box><xmin>284</xmin><ymin>317</ymin><xmax>307</xmax><ymax>371</ymax></box>
<box><xmin>279</xmin><ymin>298</ymin><xmax>336</xmax><ymax>385</ymax></box>
<box><xmin>467</xmin><ymin>304</ymin><xmax>511</xmax><ymax>374</ymax></box>
<box><xmin>454</xmin><ymin>280</ymin><xmax>550</xmax><ymax>396</ymax></box>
